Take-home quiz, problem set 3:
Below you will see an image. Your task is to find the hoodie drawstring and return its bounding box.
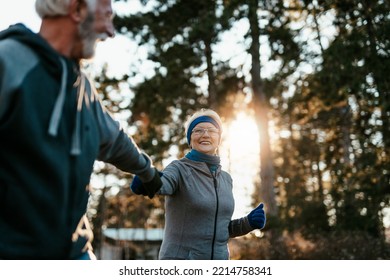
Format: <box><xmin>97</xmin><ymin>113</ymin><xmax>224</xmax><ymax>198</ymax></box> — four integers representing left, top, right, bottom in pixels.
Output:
<box><xmin>48</xmin><ymin>57</ymin><xmax>67</xmax><ymax>137</ymax></box>
<box><xmin>70</xmin><ymin>74</ymin><xmax>85</xmax><ymax>156</ymax></box>
<box><xmin>48</xmin><ymin>57</ymin><xmax>84</xmax><ymax>156</ymax></box>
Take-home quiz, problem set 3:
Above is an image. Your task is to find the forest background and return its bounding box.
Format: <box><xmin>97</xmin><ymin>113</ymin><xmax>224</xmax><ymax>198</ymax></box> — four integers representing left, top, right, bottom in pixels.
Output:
<box><xmin>1</xmin><ymin>0</ymin><xmax>389</xmax><ymax>259</ymax></box>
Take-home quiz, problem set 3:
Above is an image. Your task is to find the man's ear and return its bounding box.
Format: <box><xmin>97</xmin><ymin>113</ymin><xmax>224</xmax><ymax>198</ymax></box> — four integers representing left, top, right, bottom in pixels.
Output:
<box><xmin>69</xmin><ymin>0</ymin><xmax>88</xmax><ymax>22</ymax></box>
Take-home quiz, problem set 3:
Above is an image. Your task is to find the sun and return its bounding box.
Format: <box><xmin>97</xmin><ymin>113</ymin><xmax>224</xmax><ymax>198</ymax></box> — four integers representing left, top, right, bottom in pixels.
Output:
<box><xmin>221</xmin><ymin>111</ymin><xmax>260</xmax><ymax>160</ymax></box>
<box><xmin>219</xmin><ymin>111</ymin><xmax>260</xmax><ymax>218</ymax></box>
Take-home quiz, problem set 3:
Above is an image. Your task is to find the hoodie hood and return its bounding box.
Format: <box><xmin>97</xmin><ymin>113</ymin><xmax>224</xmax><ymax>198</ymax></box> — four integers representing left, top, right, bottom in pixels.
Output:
<box><xmin>0</xmin><ymin>23</ymin><xmax>63</xmax><ymax>77</ymax></box>
<box><xmin>0</xmin><ymin>23</ymin><xmax>83</xmax><ymax>155</ymax></box>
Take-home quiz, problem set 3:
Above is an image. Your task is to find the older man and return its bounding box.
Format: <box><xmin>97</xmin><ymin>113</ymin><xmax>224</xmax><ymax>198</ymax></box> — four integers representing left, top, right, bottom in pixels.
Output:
<box><xmin>0</xmin><ymin>0</ymin><xmax>162</xmax><ymax>259</ymax></box>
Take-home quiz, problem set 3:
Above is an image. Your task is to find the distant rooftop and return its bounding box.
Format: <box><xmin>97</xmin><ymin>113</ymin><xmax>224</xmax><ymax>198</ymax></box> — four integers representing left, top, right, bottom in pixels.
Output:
<box><xmin>103</xmin><ymin>228</ymin><xmax>164</xmax><ymax>241</ymax></box>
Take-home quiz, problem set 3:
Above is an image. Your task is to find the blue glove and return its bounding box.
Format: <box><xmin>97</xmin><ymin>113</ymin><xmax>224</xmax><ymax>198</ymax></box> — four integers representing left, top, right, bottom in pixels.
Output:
<box><xmin>130</xmin><ymin>169</ymin><xmax>163</xmax><ymax>198</ymax></box>
<box><xmin>130</xmin><ymin>175</ymin><xmax>148</xmax><ymax>196</ymax></box>
<box><xmin>247</xmin><ymin>203</ymin><xmax>266</xmax><ymax>229</ymax></box>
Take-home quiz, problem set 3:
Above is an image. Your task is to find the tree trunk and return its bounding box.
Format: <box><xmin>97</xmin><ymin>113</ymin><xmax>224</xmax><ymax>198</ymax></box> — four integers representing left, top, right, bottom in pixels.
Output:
<box><xmin>205</xmin><ymin>38</ymin><xmax>218</xmax><ymax>109</ymax></box>
<box><xmin>248</xmin><ymin>0</ymin><xmax>277</xmax><ymax>216</ymax></box>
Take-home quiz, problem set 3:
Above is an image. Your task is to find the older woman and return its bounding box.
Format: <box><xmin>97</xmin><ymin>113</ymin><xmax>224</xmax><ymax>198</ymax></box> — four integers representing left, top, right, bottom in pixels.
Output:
<box><xmin>131</xmin><ymin>109</ymin><xmax>266</xmax><ymax>260</ymax></box>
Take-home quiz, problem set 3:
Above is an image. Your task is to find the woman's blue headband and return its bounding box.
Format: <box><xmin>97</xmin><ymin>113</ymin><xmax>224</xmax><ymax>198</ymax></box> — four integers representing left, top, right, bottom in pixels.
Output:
<box><xmin>186</xmin><ymin>116</ymin><xmax>220</xmax><ymax>145</ymax></box>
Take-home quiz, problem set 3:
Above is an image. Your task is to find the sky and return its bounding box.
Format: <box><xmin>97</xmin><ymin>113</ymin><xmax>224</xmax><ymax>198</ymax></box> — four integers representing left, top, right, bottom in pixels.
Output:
<box><xmin>0</xmin><ymin>0</ymin><xmax>41</xmax><ymax>32</ymax></box>
<box><xmin>0</xmin><ymin>0</ymin><xmax>251</xmax><ymax>78</ymax></box>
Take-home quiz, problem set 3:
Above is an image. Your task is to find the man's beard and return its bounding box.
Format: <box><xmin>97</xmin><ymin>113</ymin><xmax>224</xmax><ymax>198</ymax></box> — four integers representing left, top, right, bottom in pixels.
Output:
<box><xmin>78</xmin><ymin>13</ymin><xmax>108</xmax><ymax>59</ymax></box>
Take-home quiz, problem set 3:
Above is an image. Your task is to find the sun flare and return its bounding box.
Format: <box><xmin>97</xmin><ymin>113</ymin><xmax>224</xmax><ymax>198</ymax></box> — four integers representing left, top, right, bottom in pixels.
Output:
<box><xmin>219</xmin><ymin>111</ymin><xmax>260</xmax><ymax>218</ymax></box>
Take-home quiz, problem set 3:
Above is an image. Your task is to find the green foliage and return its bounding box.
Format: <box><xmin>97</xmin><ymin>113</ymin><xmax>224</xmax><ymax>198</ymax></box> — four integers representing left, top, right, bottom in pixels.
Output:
<box><xmin>286</xmin><ymin>0</ymin><xmax>390</xmax><ymax>239</ymax></box>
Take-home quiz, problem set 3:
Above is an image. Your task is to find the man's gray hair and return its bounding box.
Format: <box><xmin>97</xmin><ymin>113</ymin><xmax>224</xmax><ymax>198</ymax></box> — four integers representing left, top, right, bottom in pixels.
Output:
<box><xmin>35</xmin><ymin>0</ymin><xmax>97</xmax><ymax>18</ymax></box>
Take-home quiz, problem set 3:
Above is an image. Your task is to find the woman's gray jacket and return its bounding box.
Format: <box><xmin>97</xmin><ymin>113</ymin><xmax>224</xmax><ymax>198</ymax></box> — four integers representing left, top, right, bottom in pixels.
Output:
<box><xmin>158</xmin><ymin>157</ymin><xmax>254</xmax><ymax>260</ymax></box>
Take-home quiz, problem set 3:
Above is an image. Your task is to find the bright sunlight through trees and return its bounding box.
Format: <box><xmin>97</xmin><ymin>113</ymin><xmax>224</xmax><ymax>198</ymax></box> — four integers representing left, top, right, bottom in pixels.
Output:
<box><xmin>220</xmin><ymin>111</ymin><xmax>260</xmax><ymax>218</ymax></box>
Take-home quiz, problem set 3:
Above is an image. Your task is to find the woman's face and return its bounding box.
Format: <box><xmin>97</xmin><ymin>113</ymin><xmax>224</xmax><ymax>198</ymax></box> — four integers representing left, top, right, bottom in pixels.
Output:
<box><xmin>190</xmin><ymin>122</ymin><xmax>220</xmax><ymax>155</ymax></box>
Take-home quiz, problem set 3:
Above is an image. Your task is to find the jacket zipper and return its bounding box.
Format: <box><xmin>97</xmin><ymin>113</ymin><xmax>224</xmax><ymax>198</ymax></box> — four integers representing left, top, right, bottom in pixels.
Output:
<box><xmin>210</xmin><ymin>172</ymin><xmax>218</xmax><ymax>259</ymax></box>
